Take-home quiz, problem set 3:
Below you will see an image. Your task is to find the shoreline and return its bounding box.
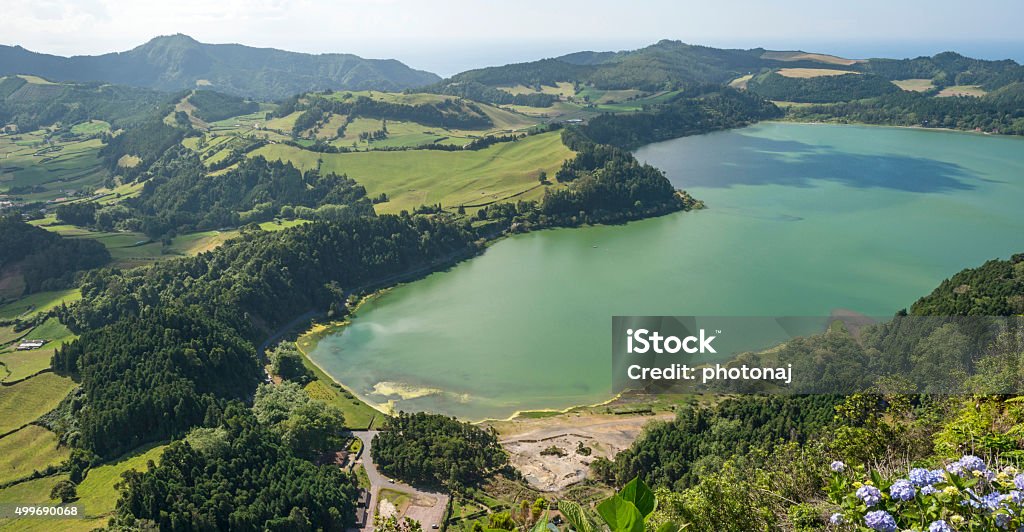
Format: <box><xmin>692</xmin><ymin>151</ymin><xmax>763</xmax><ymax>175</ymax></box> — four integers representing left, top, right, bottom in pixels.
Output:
<box><xmin>770</xmin><ymin>118</ymin><xmax>1024</xmax><ymax>139</ymax></box>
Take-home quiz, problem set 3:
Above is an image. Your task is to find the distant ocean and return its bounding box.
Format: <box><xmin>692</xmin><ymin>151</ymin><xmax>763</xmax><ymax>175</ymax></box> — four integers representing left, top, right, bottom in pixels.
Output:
<box><xmin>392</xmin><ymin>39</ymin><xmax>1024</xmax><ymax>77</ymax></box>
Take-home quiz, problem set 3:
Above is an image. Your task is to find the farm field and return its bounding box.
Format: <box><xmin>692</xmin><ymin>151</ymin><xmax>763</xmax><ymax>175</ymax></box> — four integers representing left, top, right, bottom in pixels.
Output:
<box><xmin>776</xmin><ymin>67</ymin><xmax>857</xmax><ymax>78</ymax></box>
<box><xmin>0</xmin><ymin>131</ymin><xmax>108</xmax><ymax>203</ymax></box>
<box><xmin>0</xmin><ymin>317</ymin><xmax>75</xmax><ymax>383</ymax></box>
<box><xmin>760</xmin><ymin>50</ymin><xmax>862</xmax><ymax>65</ymax></box>
<box><xmin>497</xmin><ymin>82</ymin><xmax>576</xmax><ymax>98</ymax></box>
<box><xmin>251</xmin><ymin>130</ymin><xmax>574</xmax><ymax>214</ymax></box>
<box><xmin>0</xmin><ymin>444</ymin><xmax>165</xmax><ymax>531</ymax></box>
<box><xmin>0</xmin><ymin>425</ymin><xmax>69</xmax><ymax>485</ymax></box>
<box><xmin>0</xmin><ymin>372</ymin><xmax>75</xmax><ymax>435</ymax></box>
<box><xmin>0</xmin><ymin>288</ymin><xmax>80</xmax><ymax>321</ymax></box>
<box><xmin>892</xmin><ymin>78</ymin><xmax>936</xmax><ymax>92</ymax></box>
<box><xmin>729</xmin><ymin>74</ymin><xmax>754</xmax><ymax>89</ymax></box>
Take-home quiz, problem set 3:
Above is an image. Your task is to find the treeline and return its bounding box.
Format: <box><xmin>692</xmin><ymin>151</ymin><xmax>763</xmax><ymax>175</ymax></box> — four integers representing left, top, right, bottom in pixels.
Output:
<box><xmin>372</xmin><ymin>412</ymin><xmax>507</xmax><ymax>489</ymax></box>
<box><xmin>0</xmin><ymin>215</ymin><xmax>109</xmax><ymax>296</ymax></box>
<box><xmin>99</xmin><ymin>119</ymin><xmax>191</xmax><ymax>177</ymax></box>
<box><xmin>0</xmin><ymin>77</ymin><xmax>169</xmax><ymax>132</ymax></box>
<box><xmin>55</xmin><ymin>214</ymin><xmax>479</xmax><ymax>455</ymax></box>
<box><xmin>52</xmin><ymin>308</ymin><xmax>258</xmax><ymax>456</ymax></box>
<box><xmin>596</xmin><ymin>395</ymin><xmax>841</xmax><ymax>490</ymax></box>
<box><xmin>910</xmin><ymin>253</ymin><xmax>1024</xmax><ymax>316</ymax></box>
<box><xmin>129</xmin><ymin>150</ymin><xmax>375</xmax><ymax>237</ymax></box>
<box><xmin>857</xmin><ymin>51</ymin><xmax>1024</xmax><ymax>90</ymax></box>
<box><xmin>785</xmin><ymin>86</ymin><xmax>1024</xmax><ymax>135</ymax></box>
<box><xmin>187</xmin><ymin>89</ymin><xmax>259</xmax><ymax>122</ymax></box>
<box><xmin>289</xmin><ymin>94</ymin><xmax>492</xmax><ymax>136</ymax></box>
<box><xmin>578</xmin><ymin>86</ymin><xmax>782</xmax><ymax>149</ymax></box>
<box><xmin>113</xmin><ymin>404</ymin><xmax>359</xmax><ymax>530</ymax></box>
<box><xmin>424</xmin><ymin>80</ymin><xmax>559</xmax><ymax>107</ymax></box>
<box><xmin>746</xmin><ymin>71</ymin><xmax>899</xmax><ymax>103</ymax></box>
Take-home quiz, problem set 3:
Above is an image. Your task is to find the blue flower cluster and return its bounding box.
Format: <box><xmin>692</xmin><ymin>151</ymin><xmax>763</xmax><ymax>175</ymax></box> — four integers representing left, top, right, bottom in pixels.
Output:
<box><xmin>829</xmin><ymin>454</ymin><xmax>1024</xmax><ymax>531</ymax></box>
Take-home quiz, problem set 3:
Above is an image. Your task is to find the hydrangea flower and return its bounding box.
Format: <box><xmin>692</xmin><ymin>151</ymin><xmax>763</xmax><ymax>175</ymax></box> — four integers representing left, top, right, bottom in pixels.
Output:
<box><xmin>890</xmin><ymin>479</ymin><xmax>916</xmax><ymax>501</ymax></box>
<box><xmin>928</xmin><ymin>520</ymin><xmax>953</xmax><ymax>532</ymax></box>
<box><xmin>910</xmin><ymin>468</ymin><xmax>932</xmax><ymax>486</ymax></box>
<box><xmin>1015</xmin><ymin>473</ymin><xmax>1024</xmax><ymax>490</ymax></box>
<box><xmin>994</xmin><ymin>512</ymin><xmax>1011</xmax><ymax>528</ymax></box>
<box><xmin>959</xmin><ymin>454</ymin><xmax>987</xmax><ymax>473</ymax></box>
<box><xmin>857</xmin><ymin>485</ymin><xmax>883</xmax><ymax>507</ymax></box>
<box><xmin>830</xmin><ymin>460</ymin><xmax>846</xmax><ymax>473</ymax></box>
<box><xmin>1008</xmin><ymin>490</ymin><xmax>1024</xmax><ymax>504</ymax></box>
<box><xmin>829</xmin><ymin>513</ymin><xmax>845</xmax><ymax>525</ymax></box>
<box><xmin>865</xmin><ymin>510</ymin><xmax>897</xmax><ymax>532</ymax></box>
<box><xmin>921</xmin><ymin>485</ymin><xmax>938</xmax><ymax>496</ymax></box>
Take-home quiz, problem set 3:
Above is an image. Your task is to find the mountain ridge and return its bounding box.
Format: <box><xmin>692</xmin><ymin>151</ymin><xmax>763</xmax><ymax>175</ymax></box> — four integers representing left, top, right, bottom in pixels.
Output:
<box><xmin>0</xmin><ymin>34</ymin><xmax>441</xmax><ymax>100</ymax></box>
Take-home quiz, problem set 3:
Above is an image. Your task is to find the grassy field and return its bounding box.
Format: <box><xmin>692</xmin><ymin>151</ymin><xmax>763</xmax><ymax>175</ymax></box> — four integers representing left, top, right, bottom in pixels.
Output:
<box><xmin>893</xmin><ymin>79</ymin><xmax>935</xmax><ymax>92</ymax></box>
<box><xmin>0</xmin><ymin>425</ymin><xmax>69</xmax><ymax>485</ymax></box>
<box><xmin>497</xmin><ymin>82</ymin><xmax>576</xmax><ymax>98</ymax></box>
<box><xmin>73</xmin><ymin>443</ymin><xmax>165</xmax><ymax>517</ymax></box>
<box><xmin>728</xmin><ymin>75</ymin><xmax>754</xmax><ymax>90</ymax></box>
<box><xmin>937</xmin><ymin>85</ymin><xmax>987</xmax><ymax>97</ymax></box>
<box><xmin>0</xmin><ymin>131</ymin><xmax>108</xmax><ymax>203</ymax></box>
<box><xmin>0</xmin><ymin>372</ymin><xmax>75</xmax><ymax>435</ymax></box>
<box><xmin>595</xmin><ymin>90</ymin><xmax>683</xmax><ymax>112</ymax></box>
<box><xmin>0</xmin><ymin>444</ymin><xmax>165</xmax><ymax>531</ymax></box>
<box><xmin>0</xmin><ymin>288</ymin><xmax>80</xmax><ymax>321</ymax></box>
<box><xmin>252</xmin><ymin>130</ymin><xmax>573</xmax><ymax>214</ymax></box>
<box><xmin>1</xmin><ymin>317</ymin><xmax>76</xmax><ymax>383</ymax></box>
<box><xmin>776</xmin><ymin>67</ymin><xmax>857</xmax><ymax>78</ymax></box>
<box><xmin>0</xmin><ymin>326</ymin><xmax>26</xmax><ymax>347</ymax></box>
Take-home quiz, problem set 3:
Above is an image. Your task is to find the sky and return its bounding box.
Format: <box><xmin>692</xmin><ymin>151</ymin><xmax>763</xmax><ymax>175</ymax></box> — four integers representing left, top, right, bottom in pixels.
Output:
<box><xmin>4</xmin><ymin>0</ymin><xmax>1024</xmax><ymax>76</ymax></box>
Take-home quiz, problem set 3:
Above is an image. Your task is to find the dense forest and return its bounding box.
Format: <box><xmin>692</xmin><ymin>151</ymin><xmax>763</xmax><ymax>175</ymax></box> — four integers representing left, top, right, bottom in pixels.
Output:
<box><xmin>113</xmin><ymin>404</ymin><xmax>359</xmax><ymax>530</ymax></box>
<box><xmin>372</xmin><ymin>412</ymin><xmax>507</xmax><ymax>489</ymax></box>
<box><xmin>786</xmin><ymin>86</ymin><xmax>1024</xmax><ymax>135</ymax></box>
<box><xmin>130</xmin><ymin>150</ymin><xmax>375</xmax><ymax>236</ymax></box>
<box><xmin>187</xmin><ymin>90</ymin><xmax>260</xmax><ymax>122</ymax></box>
<box><xmin>0</xmin><ymin>76</ymin><xmax>170</xmax><ymax>132</ymax></box>
<box><xmin>746</xmin><ymin>72</ymin><xmax>899</xmax><ymax>103</ymax></box>
<box><xmin>0</xmin><ymin>215</ymin><xmax>110</xmax><ymax>296</ymax></box>
<box><xmin>288</xmin><ymin>93</ymin><xmax>493</xmax><ymax>135</ymax></box>
<box><xmin>577</xmin><ymin>86</ymin><xmax>782</xmax><ymax>149</ymax></box>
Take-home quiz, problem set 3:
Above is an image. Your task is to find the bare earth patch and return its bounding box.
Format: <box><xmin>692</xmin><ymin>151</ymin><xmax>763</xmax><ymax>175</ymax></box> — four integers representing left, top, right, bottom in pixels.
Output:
<box><xmin>489</xmin><ymin>412</ymin><xmax>672</xmax><ymax>491</ymax></box>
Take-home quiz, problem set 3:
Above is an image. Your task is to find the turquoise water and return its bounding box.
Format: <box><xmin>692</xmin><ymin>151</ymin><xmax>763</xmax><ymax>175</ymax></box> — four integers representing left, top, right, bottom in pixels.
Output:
<box><xmin>309</xmin><ymin>123</ymin><xmax>1024</xmax><ymax>419</ymax></box>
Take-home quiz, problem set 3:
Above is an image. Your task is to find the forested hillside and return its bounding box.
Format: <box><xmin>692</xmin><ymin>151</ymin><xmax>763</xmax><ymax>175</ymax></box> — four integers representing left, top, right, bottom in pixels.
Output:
<box><xmin>0</xmin><ymin>215</ymin><xmax>110</xmax><ymax>296</ymax></box>
<box><xmin>0</xmin><ymin>34</ymin><xmax>440</xmax><ymax>100</ymax></box>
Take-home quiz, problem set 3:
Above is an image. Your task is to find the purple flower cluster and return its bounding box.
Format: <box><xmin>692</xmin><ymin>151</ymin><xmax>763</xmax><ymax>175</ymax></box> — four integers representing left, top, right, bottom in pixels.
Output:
<box><xmin>928</xmin><ymin>520</ymin><xmax>953</xmax><ymax>532</ymax></box>
<box><xmin>889</xmin><ymin>479</ymin><xmax>916</xmax><ymax>501</ymax></box>
<box><xmin>864</xmin><ymin>510</ymin><xmax>897</xmax><ymax>532</ymax></box>
<box><xmin>830</xmin><ymin>460</ymin><xmax>846</xmax><ymax>473</ymax></box>
<box><xmin>909</xmin><ymin>467</ymin><xmax>945</xmax><ymax>487</ymax></box>
<box><xmin>856</xmin><ymin>485</ymin><xmax>882</xmax><ymax>507</ymax></box>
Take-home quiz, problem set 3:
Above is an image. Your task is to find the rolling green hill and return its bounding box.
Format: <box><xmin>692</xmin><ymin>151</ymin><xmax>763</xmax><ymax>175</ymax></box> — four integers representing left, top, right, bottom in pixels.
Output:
<box><xmin>0</xmin><ymin>34</ymin><xmax>441</xmax><ymax>100</ymax></box>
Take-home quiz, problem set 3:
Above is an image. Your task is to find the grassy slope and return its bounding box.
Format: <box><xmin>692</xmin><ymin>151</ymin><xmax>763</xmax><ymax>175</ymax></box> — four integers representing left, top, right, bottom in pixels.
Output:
<box><xmin>1</xmin><ymin>317</ymin><xmax>76</xmax><ymax>383</ymax></box>
<box><xmin>0</xmin><ymin>288</ymin><xmax>80</xmax><ymax>321</ymax></box>
<box><xmin>0</xmin><ymin>444</ymin><xmax>165</xmax><ymax>531</ymax></box>
<box><xmin>0</xmin><ymin>372</ymin><xmax>75</xmax><ymax>435</ymax></box>
<box><xmin>252</xmin><ymin>130</ymin><xmax>573</xmax><ymax>214</ymax></box>
<box><xmin>0</xmin><ymin>425</ymin><xmax>69</xmax><ymax>485</ymax></box>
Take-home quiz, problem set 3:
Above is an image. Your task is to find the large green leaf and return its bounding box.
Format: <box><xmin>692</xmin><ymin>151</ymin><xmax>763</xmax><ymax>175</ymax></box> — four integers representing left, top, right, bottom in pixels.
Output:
<box><xmin>596</xmin><ymin>495</ymin><xmax>645</xmax><ymax>532</ymax></box>
<box><xmin>531</xmin><ymin>512</ymin><xmax>548</xmax><ymax>532</ymax></box>
<box><xmin>557</xmin><ymin>500</ymin><xmax>594</xmax><ymax>532</ymax></box>
<box><xmin>618</xmin><ymin>477</ymin><xmax>656</xmax><ymax>518</ymax></box>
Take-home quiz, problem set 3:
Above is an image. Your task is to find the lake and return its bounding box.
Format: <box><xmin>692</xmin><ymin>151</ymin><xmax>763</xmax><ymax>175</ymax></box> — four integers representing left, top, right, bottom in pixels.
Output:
<box><xmin>308</xmin><ymin>122</ymin><xmax>1024</xmax><ymax>420</ymax></box>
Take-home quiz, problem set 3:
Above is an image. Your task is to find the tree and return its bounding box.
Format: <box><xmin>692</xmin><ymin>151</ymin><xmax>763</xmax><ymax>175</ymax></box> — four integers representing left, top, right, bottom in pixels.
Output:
<box><xmin>50</xmin><ymin>480</ymin><xmax>77</xmax><ymax>503</ymax></box>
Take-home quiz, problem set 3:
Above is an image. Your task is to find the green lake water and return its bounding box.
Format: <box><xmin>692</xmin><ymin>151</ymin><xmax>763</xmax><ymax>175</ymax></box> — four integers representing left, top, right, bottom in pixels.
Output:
<box><xmin>308</xmin><ymin>122</ymin><xmax>1024</xmax><ymax>420</ymax></box>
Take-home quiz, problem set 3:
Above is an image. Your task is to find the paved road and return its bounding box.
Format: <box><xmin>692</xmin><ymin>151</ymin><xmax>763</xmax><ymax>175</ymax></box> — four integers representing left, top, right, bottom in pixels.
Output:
<box><xmin>351</xmin><ymin>431</ymin><xmax>449</xmax><ymax>532</ymax></box>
